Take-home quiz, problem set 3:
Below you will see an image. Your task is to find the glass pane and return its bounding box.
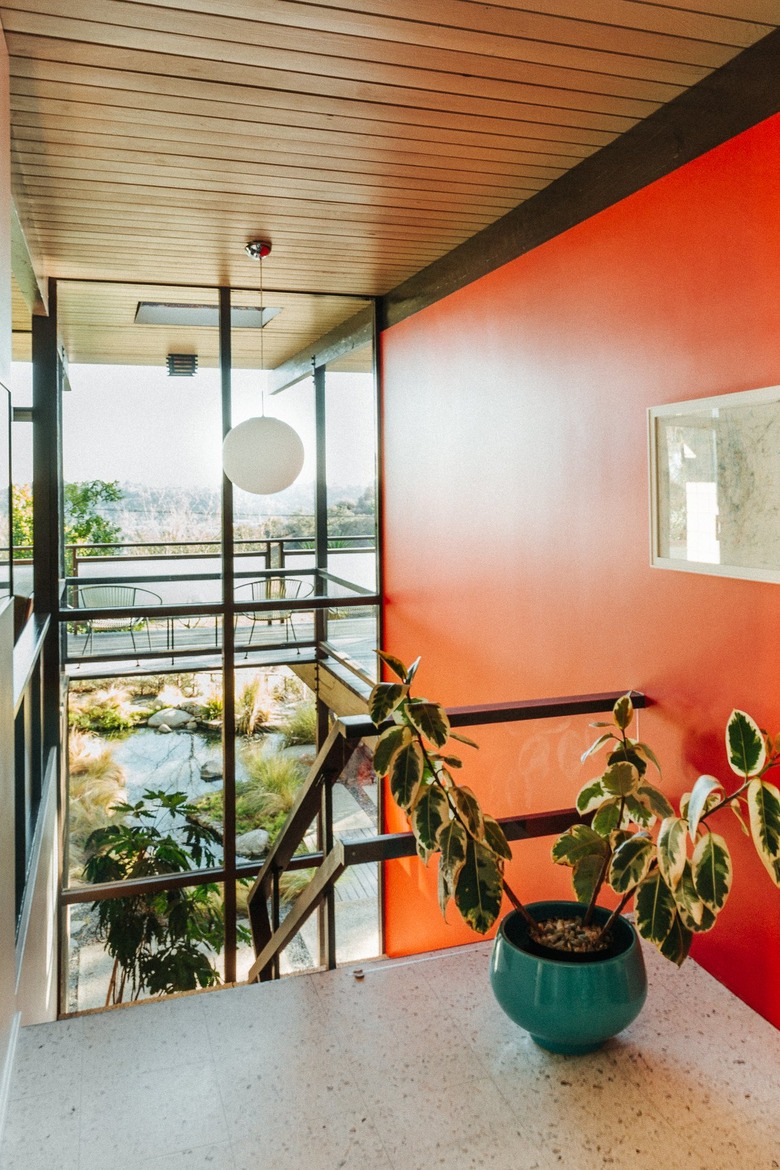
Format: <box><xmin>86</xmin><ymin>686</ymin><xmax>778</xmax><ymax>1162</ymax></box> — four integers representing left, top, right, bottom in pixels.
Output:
<box><xmin>66</xmin><ymin>669</ymin><xmax>224</xmax><ymax>889</ymax></box>
<box><xmin>334</xmin><ymin>736</ymin><xmax>380</xmax><ymax>965</ymax></box>
<box><xmin>325</xmin><ymin>343</ymin><xmax>377</xmax><ymax>595</ymax></box>
<box><xmin>233</xmin><ymin>664</ymin><xmax>317</xmax><ymax>979</ymax></box>
<box><xmin>326</xmin><ymin>602</ymin><xmax>379</xmax><ymax>683</ymax></box>
<box><xmin>67</xmin><ymin>881</ymin><xmax>226</xmax><ymax>1011</ymax></box>
<box><xmin>59</xmin><ymin>281</ymin><xmax>223</xmax><ymax>606</ymax></box>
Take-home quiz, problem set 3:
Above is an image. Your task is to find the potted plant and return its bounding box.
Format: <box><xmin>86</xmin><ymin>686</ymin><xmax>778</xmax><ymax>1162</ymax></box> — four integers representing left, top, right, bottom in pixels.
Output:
<box><xmin>369</xmin><ymin>652</ymin><xmax>780</xmax><ymax>1053</ymax></box>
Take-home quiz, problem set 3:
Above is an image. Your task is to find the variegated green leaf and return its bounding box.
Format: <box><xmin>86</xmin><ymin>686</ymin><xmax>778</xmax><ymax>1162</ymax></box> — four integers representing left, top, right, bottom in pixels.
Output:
<box><xmin>372</xmin><ymin>725</ymin><xmax>411</xmax><ymax>777</ymax></box>
<box><xmin>657</xmin><ymin>816</ymin><xmax>688</xmax><ymax>890</ymax></box>
<box><xmin>405</xmin><ymin>656</ymin><xmax>421</xmax><ymax>684</ymax></box>
<box><xmin>633</xmin><ymin>741</ymin><xmax>662</xmax><ymax>776</ymax></box>
<box><xmin>483</xmin><ymin>815</ymin><xmax>512</xmax><ymax>861</ymax></box>
<box><xmin>551</xmin><ymin>824</ymin><xmax>607</xmax><ymax>867</ymax></box>
<box><xmin>375</xmin><ymin>649</ymin><xmax>408</xmax><ymax>681</ymax></box>
<box><xmin>581</xmin><ymin>733</ymin><xmax>615</xmax><ymax>764</ymax></box>
<box><xmin>592</xmin><ymin>798</ymin><xmax>622</xmax><ymax>836</ymax></box>
<box><xmin>601</xmin><ymin>760</ymin><xmax>640</xmax><ymax>797</ymax></box>
<box><xmin>609</xmin><ymin>835</ymin><xmax>655</xmax><ymax>894</ymax></box>
<box><xmin>672</xmin><ymin>862</ymin><xmax>716</xmax><ymax>933</ymax></box>
<box><xmin>613</xmin><ymin>694</ymin><xmax>634</xmax><ymax>731</ymax></box>
<box><xmin>389</xmin><ymin>740</ymin><xmax>424</xmax><ymax>812</ymax></box>
<box><xmin>405</xmin><ymin>700</ymin><xmax>451</xmax><ymax>748</ymax></box>
<box><xmin>454</xmin><ymin>838</ymin><xmax>504</xmax><ymax>934</ymax></box>
<box><xmin>576</xmin><ymin>778</ymin><xmax>607</xmax><ymax>815</ymax></box>
<box><xmin>437</xmin><ymin>821</ymin><xmax>467</xmax><ymax>914</ymax></box>
<box><xmin>607</xmin><ymin>747</ymin><xmax>647</xmax><ymax>777</ymax></box>
<box><xmin>658</xmin><ymin>912</ymin><xmax>694</xmax><ymax>966</ymax></box>
<box><xmin>635</xmin><ymin>870</ymin><xmax>676</xmax><ymax>946</ymax></box>
<box><xmin>692</xmin><ymin>831</ymin><xmax>732</xmax><ymax>912</ymax></box>
<box><xmin>623</xmin><ymin>792</ymin><xmax>656</xmax><ymax>829</ymax></box>
<box><xmin>450</xmin><ymin>785</ymin><xmax>484</xmax><ymax>841</ymax></box>
<box><xmin>637</xmin><ymin>783</ymin><xmax>674</xmax><ymax>819</ymax></box>
<box><xmin>747</xmin><ymin>779</ymin><xmax>780</xmax><ymax>885</ymax></box>
<box><xmin>679</xmin><ymin>791</ymin><xmax>690</xmax><ymax>819</ymax></box>
<box><xmin>572</xmin><ymin>854</ymin><xmax>605</xmax><ymax>904</ymax></box>
<box><xmin>411</xmin><ymin>786</ymin><xmax>450</xmax><ymax>864</ymax></box>
<box><xmin>727</xmin><ymin>709</ymin><xmax>767</xmax><ymax>778</ymax></box>
<box><xmin>687</xmin><ymin>774</ymin><xmax>723</xmax><ymax>842</ymax></box>
<box><xmin>436</xmin><ymin>755</ymin><xmax>463</xmax><ymax>768</ymax></box>
<box><xmin>449</xmin><ymin>731</ymin><xmax>479</xmax><ymax>749</ymax></box>
<box><xmin>728</xmin><ymin>797</ymin><xmax>751</xmax><ymax>836</ymax></box>
<box><xmin>368</xmin><ymin>682</ymin><xmax>406</xmax><ymax>725</ymax></box>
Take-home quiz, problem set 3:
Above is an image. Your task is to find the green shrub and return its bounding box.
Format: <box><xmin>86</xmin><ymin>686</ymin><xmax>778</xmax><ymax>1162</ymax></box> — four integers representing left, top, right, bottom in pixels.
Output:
<box><xmin>193</xmin><ymin>746</ymin><xmax>305</xmax><ymax>840</ymax></box>
<box><xmin>236</xmin><ymin>676</ymin><xmax>269</xmax><ymax>737</ymax></box>
<box><xmin>279</xmin><ymin>700</ymin><xmax>317</xmax><ymax>746</ymax></box>
<box><xmin>83</xmin><ymin>789</ymin><xmax>246</xmax><ymax>1004</ymax></box>
<box><xmin>68</xmin><ymin>731</ymin><xmax>126</xmax><ymax>877</ymax></box>
<box><xmin>68</xmin><ymin>685</ymin><xmax>149</xmax><ymax>734</ymax></box>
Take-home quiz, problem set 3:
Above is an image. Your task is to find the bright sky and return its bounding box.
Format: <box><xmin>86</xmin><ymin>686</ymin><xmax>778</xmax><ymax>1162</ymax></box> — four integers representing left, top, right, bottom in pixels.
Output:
<box><xmin>12</xmin><ymin>363</ymin><xmax>376</xmax><ymax>493</ymax></box>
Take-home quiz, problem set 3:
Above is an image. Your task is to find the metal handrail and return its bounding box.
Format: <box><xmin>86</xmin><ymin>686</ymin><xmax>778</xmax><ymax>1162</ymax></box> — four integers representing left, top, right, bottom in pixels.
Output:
<box><xmin>246</xmin><ymin>689</ymin><xmax>647</xmax><ymax>983</ymax></box>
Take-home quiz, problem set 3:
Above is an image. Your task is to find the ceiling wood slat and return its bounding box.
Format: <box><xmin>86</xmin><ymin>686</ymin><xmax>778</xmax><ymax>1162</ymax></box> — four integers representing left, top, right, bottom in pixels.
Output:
<box><xmin>1</xmin><ymin>1</ymin><xmax>776</xmax><ymax>353</ymax></box>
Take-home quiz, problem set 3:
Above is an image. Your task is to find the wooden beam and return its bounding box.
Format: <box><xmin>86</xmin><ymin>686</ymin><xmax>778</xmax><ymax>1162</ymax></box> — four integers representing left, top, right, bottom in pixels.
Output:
<box><xmin>380</xmin><ymin>27</ymin><xmax>780</xmax><ymax>329</ymax></box>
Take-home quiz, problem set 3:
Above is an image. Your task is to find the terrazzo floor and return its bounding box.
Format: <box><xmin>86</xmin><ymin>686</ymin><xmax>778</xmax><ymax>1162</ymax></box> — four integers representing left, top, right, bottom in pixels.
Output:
<box><xmin>2</xmin><ymin>939</ymin><xmax>779</xmax><ymax>1170</ymax></box>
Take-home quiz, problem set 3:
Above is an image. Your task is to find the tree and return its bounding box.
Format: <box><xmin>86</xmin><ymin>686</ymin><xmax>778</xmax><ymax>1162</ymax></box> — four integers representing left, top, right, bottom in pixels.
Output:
<box><xmin>83</xmin><ymin>789</ymin><xmax>228</xmax><ymax>1005</ymax></box>
<box><xmin>11</xmin><ymin>484</ymin><xmax>34</xmax><ymax>552</ymax></box>
<box><xmin>64</xmin><ymin>479</ymin><xmax>123</xmax><ymax>551</ymax></box>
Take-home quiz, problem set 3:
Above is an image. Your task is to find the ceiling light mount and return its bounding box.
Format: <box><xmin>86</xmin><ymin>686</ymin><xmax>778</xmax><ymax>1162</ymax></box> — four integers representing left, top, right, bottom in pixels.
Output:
<box><xmin>245</xmin><ymin>239</ymin><xmax>272</xmax><ymax>261</ymax></box>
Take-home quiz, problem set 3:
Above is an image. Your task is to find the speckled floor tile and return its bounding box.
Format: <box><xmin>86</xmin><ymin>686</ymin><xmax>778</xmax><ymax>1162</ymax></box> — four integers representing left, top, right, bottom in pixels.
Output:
<box><xmin>2</xmin><ymin>939</ymin><xmax>780</xmax><ymax>1170</ymax></box>
<box><xmin>0</xmin><ymin>1086</ymin><xmax>81</xmax><ymax>1170</ymax></box>
<box><xmin>79</xmin><ymin>1062</ymin><xmax>227</xmax><ymax>1170</ymax></box>
<box><xmin>9</xmin><ymin>1015</ymin><xmax>88</xmax><ymax>1101</ymax></box>
<box><xmin>231</xmin><ymin>1110</ymin><xmax>392</xmax><ymax>1170</ymax></box>
<box><xmin>142</xmin><ymin>1142</ymin><xmax>237</xmax><ymax>1170</ymax></box>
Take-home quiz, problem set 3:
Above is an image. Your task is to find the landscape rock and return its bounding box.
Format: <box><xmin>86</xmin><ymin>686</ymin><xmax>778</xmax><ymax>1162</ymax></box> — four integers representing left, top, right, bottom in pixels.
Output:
<box><xmin>157</xmin><ymin>723</ymin><xmax>172</xmax><ymax>734</ymax></box>
<box><xmin>148</xmin><ymin>707</ymin><xmax>192</xmax><ymax>729</ymax></box>
<box><xmin>236</xmin><ymin>828</ymin><xmax>270</xmax><ymax>858</ymax></box>
<box><xmin>186</xmin><ymin>720</ymin><xmax>198</xmax><ymax>731</ymax></box>
<box><xmin>200</xmin><ymin>760</ymin><xmax>222</xmax><ymax>781</ymax></box>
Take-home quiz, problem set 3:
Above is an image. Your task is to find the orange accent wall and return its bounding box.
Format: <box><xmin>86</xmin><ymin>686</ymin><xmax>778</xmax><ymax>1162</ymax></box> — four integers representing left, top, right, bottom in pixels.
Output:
<box><xmin>380</xmin><ymin>112</ymin><xmax>780</xmax><ymax>1027</ymax></box>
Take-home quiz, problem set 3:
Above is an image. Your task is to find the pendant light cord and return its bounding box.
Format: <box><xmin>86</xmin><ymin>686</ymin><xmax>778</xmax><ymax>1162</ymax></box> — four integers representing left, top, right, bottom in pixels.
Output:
<box><xmin>260</xmin><ymin>254</ymin><xmax>266</xmax><ymax>417</ymax></box>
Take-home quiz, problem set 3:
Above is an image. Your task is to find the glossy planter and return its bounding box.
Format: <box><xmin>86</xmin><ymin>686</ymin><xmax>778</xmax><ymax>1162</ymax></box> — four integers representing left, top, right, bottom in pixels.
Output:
<box><xmin>489</xmin><ymin>900</ymin><xmax>647</xmax><ymax>1055</ymax></box>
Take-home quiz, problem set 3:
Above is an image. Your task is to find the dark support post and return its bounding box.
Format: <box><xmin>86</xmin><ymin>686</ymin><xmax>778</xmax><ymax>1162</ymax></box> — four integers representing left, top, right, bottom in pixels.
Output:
<box><xmin>220</xmin><ymin>287</ymin><xmax>237</xmax><ymax>984</ymax></box>
<box><xmin>313</xmin><ymin>362</ymin><xmax>336</xmax><ymax>966</ymax></box>
<box><xmin>32</xmin><ymin>280</ymin><xmax>61</xmax><ymax>758</ymax></box>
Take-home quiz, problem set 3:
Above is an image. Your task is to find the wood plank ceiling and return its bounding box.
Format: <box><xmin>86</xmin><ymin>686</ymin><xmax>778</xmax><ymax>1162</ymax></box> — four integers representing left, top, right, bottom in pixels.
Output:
<box><xmin>1</xmin><ymin>1</ymin><xmax>778</xmax><ymax>362</ymax></box>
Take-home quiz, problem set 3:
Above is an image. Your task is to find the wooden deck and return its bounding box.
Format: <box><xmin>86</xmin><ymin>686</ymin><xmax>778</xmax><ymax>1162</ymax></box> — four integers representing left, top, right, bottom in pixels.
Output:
<box><xmin>64</xmin><ymin>611</ymin><xmax>378</xmax><ymax>679</ymax></box>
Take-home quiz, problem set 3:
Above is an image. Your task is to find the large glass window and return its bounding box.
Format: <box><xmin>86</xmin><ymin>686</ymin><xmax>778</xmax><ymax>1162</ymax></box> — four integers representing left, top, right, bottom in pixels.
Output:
<box><xmin>54</xmin><ymin>280</ymin><xmax>380</xmax><ymax>1007</ymax></box>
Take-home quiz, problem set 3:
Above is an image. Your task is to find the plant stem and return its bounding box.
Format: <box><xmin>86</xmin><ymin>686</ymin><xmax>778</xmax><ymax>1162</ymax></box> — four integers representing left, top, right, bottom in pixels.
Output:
<box><xmin>502</xmin><ymin>879</ymin><xmax>537</xmax><ymax>928</ymax></box>
<box><xmin>596</xmin><ymin>887</ymin><xmax>635</xmax><ymax>941</ymax></box>
<box><xmin>584</xmin><ymin>848</ymin><xmax>613</xmax><ymax>927</ymax></box>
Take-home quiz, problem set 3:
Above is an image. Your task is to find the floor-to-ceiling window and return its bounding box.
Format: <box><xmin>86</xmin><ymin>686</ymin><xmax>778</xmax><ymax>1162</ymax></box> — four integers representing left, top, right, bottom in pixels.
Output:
<box><xmin>41</xmin><ymin>278</ymin><xmax>380</xmax><ymax>1009</ymax></box>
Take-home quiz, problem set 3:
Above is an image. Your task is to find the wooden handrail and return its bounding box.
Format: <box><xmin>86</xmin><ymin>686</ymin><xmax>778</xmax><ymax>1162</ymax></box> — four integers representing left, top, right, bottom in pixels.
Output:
<box><xmin>245</xmin><ymin>688</ymin><xmax>647</xmax><ymax>984</ymax></box>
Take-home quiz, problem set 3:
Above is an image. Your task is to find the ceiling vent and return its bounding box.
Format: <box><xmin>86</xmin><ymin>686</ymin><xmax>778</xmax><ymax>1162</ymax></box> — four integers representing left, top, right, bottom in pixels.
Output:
<box><xmin>167</xmin><ymin>353</ymin><xmax>198</xmax><ymax>376</ymax></box>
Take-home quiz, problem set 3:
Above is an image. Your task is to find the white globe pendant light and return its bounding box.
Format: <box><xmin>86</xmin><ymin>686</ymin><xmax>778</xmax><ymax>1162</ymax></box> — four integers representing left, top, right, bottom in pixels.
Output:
<box><xmin>222</xmin><ymin>240</ymin><xmax>305</xmax><ymax>496</ymax></box>
<box><xmin>222</xmin><ymin>415</ymin><xmax>304</xmax><ymax>494</ymax></box>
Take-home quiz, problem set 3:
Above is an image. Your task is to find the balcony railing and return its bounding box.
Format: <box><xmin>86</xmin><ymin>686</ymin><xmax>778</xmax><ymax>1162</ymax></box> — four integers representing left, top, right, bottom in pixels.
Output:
<box><xmin>54</xmin><ymin>535</ymin><xmax>379</xmax><ymax>678</ymax></box>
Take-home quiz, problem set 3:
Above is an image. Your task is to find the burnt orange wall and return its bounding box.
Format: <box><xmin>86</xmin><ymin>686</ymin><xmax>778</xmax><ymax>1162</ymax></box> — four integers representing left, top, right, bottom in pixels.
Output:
<box><xmin>380</xmin><ymin>112</ymin><xmax>780</xmax><ymax>1027</ymax></box>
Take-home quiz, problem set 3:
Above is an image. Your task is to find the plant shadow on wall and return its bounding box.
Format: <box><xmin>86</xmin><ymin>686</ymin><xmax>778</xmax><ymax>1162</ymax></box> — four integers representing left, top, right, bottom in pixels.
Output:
<box><xmin>370</xmin><ymin>653</ymin><xmax>780</xmax><ymax>1052</ymax></box>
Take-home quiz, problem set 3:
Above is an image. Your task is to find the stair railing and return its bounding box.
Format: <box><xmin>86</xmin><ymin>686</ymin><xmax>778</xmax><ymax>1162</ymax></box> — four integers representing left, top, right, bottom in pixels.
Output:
<box><xmin>246</xmin><ymin>689</ymin><xmax>647</xmax><ymax>982</ymax></box>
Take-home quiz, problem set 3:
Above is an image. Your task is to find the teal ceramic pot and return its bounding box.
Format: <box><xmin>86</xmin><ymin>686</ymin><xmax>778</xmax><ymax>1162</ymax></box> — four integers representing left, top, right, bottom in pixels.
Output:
<box><xmin>489</xmin><ymin>900</ymin><xmax>647</xmax><ymax>1055</ymax></box>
